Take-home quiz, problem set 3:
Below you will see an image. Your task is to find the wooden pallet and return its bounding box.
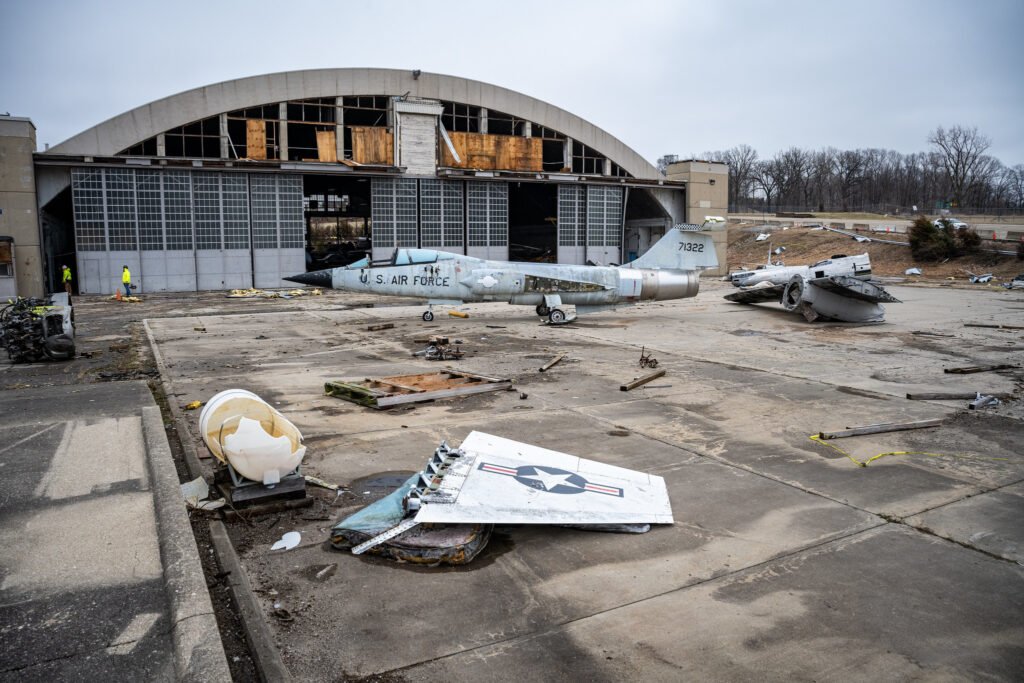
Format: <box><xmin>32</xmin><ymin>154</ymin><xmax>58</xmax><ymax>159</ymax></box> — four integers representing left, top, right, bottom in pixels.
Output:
<box><xmin>325</xmin><ymin>370</ymin><xmax>511</xmax><ymax>409</ymax></box>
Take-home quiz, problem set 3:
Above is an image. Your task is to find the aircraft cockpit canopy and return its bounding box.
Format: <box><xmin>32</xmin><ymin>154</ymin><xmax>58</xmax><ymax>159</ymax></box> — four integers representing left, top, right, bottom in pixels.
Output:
<box><xmin>351</xmin><ymin>248</ymin><xmax>458</xmax><ymax>269</ymax></box>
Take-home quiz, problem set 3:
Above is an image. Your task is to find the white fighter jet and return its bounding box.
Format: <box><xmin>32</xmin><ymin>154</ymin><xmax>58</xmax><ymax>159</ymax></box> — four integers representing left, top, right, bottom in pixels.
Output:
<box><xmin>725</xmin><ymin>253</ymin><xmax>901</xmax><ymax>323</ymax></box>
<box><xmin>286</xmin><ymin>225</ymin><xmax>718</xmax><ymax>323</ymax></box>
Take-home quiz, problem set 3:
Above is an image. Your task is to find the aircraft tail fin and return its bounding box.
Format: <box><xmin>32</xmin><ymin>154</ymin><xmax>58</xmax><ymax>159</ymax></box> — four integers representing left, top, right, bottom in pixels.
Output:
<box><xmin>622</xmin><ymin>228</ymin><xmax>719</xmax><ymax>271</ymax></box>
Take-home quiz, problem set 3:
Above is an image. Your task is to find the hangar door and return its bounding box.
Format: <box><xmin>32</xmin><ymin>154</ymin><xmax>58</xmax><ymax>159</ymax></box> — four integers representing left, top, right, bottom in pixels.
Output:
<box><xmin>557</xmin><ymin>185</ymin><xmax>623</xmax><ymax>265</ymax></box>
<box><xmin>70</xmin><ymin>168</ymin><xmax>305</xmax><ymax>293</ymax></box>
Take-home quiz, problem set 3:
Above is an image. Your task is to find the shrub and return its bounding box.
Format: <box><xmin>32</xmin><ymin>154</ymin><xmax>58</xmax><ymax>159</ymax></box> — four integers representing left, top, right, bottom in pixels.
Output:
<box><xmin>909</xmin><ymin>215</ymin><xmax>981</xmax><ymax>260</ymax></box>
<box><xmin>909</xmin><ymin>215</ymin><xmax>953</xmax><ymax>261</ymax></box>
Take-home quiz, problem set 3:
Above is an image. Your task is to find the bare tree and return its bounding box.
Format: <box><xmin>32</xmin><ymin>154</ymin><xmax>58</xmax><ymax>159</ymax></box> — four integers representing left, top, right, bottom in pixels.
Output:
<box><xmin>656</xmin><ymin>154</ymin><xmax>679</xmax><ymax>175</ymax></box>
<box><xmin>928</xmin><ymin>125</ymin><xmax>992</xmax><ymax>207</ymax></box>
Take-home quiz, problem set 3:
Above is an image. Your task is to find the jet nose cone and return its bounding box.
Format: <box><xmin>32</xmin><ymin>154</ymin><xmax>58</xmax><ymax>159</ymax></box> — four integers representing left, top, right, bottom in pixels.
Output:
<box><xmin>284</xmin><ymin>268</ymin><xmax>334</xmax><ymax>288</ymax></box>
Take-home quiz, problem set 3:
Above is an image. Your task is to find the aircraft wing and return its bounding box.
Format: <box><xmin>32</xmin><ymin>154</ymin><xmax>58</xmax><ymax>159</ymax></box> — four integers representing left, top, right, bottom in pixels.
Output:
<box><xmin>412</xmin><ymin>431</ymin><xmax>674</xmax><ymax>525</ymax></box>
<box><xmin>723</xmin><ymin>282</ymin><xmax>785</xmax><ymax>304</ymax></box>
<box><xmin>809</xmin><ymin>276</ymin><xmax>901</xmax><ymax>303</ymax></box>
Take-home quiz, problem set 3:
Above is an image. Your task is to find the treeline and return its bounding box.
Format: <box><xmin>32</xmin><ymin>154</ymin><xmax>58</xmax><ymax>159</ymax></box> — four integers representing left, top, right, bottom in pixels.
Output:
<box><xmin>660</xmin><ymin>126</ymin><xmax>1024</xmax><ymax>214</ymax></box>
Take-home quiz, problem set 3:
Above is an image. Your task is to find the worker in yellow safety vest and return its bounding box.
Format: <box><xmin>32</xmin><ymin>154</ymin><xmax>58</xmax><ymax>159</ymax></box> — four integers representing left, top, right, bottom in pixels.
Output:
<box><xmin>62</xmin><ymin>264</ymin><xmax>72</xmax><ymax>299</ymax></box>
<box><xmin>122</xmin><ymin>265</ymin><xmax>132</xmax><ymax>297</ymax></box>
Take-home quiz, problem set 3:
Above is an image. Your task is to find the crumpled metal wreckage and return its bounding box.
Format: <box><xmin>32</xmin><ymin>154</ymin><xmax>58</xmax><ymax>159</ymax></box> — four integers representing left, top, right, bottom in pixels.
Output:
<box><xmin>331</xmin><ymin>431</ymin><xmax>673</xmax><ymax>565</ymax></box>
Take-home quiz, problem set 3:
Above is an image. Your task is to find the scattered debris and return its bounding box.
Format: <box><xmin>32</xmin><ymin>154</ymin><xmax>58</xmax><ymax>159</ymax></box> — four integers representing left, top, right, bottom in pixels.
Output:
<box><xmin>755</xmin><ymin>233</ymin><xmax>770</xmax><ymax>241</ymax></box>
<box><xmin>519</xmin><ymin>392</ymin><xmax>528</xmax><ymax>400</ymax></box>
<box><xmin>854</xmin><ymin>236</ymin><xmax>871</xmax><ymax>243</ymax></box>
<box><xmin>907</xmin><ymin>391</ymin><xmax>1011</xmax><ymax>400</ymax></box>
<box><xmin>1003</xmin><ymin>274</ymin><xmax>1024</xmax><ymax>290</ymax></box>
<box><xmin>621</xmin><ymin>369</ymin><xmax>667</xmax><ymax>392</ymax></box>
<box><xmin>227</xmin><ymin>288</ymin><xmax>321</xmax><ymax>299</ymax></box>
<box><xmin>968</xmin><ymin>394</ymin><xmax>1001</xmax><ymax>410</ymax></box>
<box><xmin>448</xmin><ymin>310</ymin><xmax>469</xmax><ymax>318</ymax></box>
<box><xmin>539</xmin><ymin>353</ymin><xmax>566</xmax><ymax>372</ymax></box>
<box><xmin>944</xmin><ymin>364</ymin><xmax>1018</xmax><ymax>375</ymax></box>
<box><xmin>332</xmin><ymin>432</ymin><xmax>672</xmax><ymax>565</ymax></box>
<box><xmin>199</xmin><ymin>389</ymin><xmax>307</xmax><ymax>504</ymax></box>
<box><xmin>325</xmin><ymin>370</ymin><xmax>511</xmax><ymax>409</ymax></box>
<box><xmin>638</xmin><ymin>346</ymin><xmax>658</xmax><ymax>369</ymax></box>
<box><xmin>818</xmin><ymin>418</ymin><xmax>944</xmax><ymax>440</ymax></box>
<box><xmin>413</xmin><ymin>336</ymin><xmax>465</xmax><ymax>361</ymax></box>
<box><xmin>304</xmin><ymin>475</ymin><xmax>341</xmax><ymax>491</ymax></box>
<box><xmin>314</xmin><ymin>564</ymin><xmax>338</xmax><ymax>581</ymax></box>
<box><xmin>271</xmin><ymin>531</ymin><xmax>301</xmax><ymax>551</ymax></box>
<box><xmin>183</xmin><ymin>400</ymin><xmax>203</xmax><ymax>410</ymax></box>
<box><xmin>911</xmin><ymin>330</ymin><xmax>954</xmax><ymax>337</ymax></box>
<box><xmin>270</xmin><ymin>607</ymin><xmax>294</xmax><ymax>622</ymax></box>
<box><xmin>0</xmin><ymin>294</ymin><xmax>75</xmax><ymax>363</ymax></box>
<box><xmin>194</xmin><ymin>326</ymin><xmax>207</xmax><ymax>332</ymax></box>
<box><xmin>366</xmin><ymin>323</ymin><xmax>394</xmax><ymax>331</ymax></box>
<box><xmin>773</xmin><ymin>246</ymin><xmax>787</xmax><ymax>255</ymax></box>
<box><xmin>905</xmin><ymin>267</ymin><xmax>922</xmax><ymax>276</ymax></box>
<box><xmin>181</xmin><ymin>476</ymin><xmax>226</xmax><ymax>511</ymax></box>
<box><xmin>967</xmin><ymin>272</ymin><xmax>993</xmax><ymax>284</ymax></box>
<box><xmin>964</xmin><ymin>323</ymin><xmax>1024</xmax><ymax>330</ymax></box>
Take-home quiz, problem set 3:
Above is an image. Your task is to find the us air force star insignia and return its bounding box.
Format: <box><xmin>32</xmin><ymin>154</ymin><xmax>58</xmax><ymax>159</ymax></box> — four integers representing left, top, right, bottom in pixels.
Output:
<box><xmin>477</xmin><ymin>463</ymin><xmax>624</xmax><ymax>497</ymax></box>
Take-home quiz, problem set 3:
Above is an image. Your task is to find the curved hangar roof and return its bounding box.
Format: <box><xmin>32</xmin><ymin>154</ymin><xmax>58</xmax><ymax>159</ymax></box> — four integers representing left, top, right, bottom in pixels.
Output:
<box><xmin>49</xmin><ymin>68</ymin><xmax>660</xmax><ymax>180</ymax></box>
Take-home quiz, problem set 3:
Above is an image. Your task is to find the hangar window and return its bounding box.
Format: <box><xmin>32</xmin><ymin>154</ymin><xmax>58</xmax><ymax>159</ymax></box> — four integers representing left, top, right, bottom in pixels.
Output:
<box><xmin>486</xmin><ymin>109</ymin><xmax>528</xmax><ymax>137</ymax></box>
<box><xmin>164</xmin><ymin>116</ymin><xmax>223</xmax><ymax>159</ymax></box>
<box><xmin>586</xmin><ymin>186</ymin><xmax>623</xmax><ymax>247</ymax></box>
<box><xmin>441</xmin><ymin>102</ymin><xmax>480</xmax><ymax>133</ymax></box>
<box><xmin>226</xmin><ymin>104</ymin><xmax>281</xmax><ymax>160</ymax></box>
<box><xmin>572</xmin><ymin>141</ymin><xmax>607</xmax><ymax>176</ymax></box>
<box><xmin>105</xmin><ymin>169</ymin><xmax>138</xmax><ymax>250</ymax></box>
<box><xmin>136</xmin><ymin>171</ymin><xmax>164</xmax><ymax>250</ymax></box>
<box><xmin>341</xmin><ymin>96</ymin><xmax>389</xmax><ymax>127</ymax></box>
<box><xmin>71</xmin><ymin>169</ymin><xmax>107</xmax><ymax>251</ymax></box>
<box><xmin>287</xmin><ymin>98</ymin><xmax>338</xmax><ymax>162</ymax></box>
<box><xmin>121</xmin><ymin>138</ymin><xmax>158</xmax><ymax>157</ymax></box>
<box><xmin>371</xmin><ymin>178</ymin><xmax>418</xmax><ymax>249</ymax></box>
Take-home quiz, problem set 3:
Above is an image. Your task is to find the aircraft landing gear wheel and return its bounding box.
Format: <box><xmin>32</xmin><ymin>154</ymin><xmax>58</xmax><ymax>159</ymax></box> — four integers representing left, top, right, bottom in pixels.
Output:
<box><xmin>548</xmin><ymin>309</ymin><xmax>566</xmax><ymax>324</ymax></box>
<box><xmin>536</xmin><ymin>304</ymin><xmax>550</xmax><ymax>317</ymax></box>
<box><xmin>422</xmin><ymin>310</ymin><xmax>434</xmax><ymax>322</ymax></box>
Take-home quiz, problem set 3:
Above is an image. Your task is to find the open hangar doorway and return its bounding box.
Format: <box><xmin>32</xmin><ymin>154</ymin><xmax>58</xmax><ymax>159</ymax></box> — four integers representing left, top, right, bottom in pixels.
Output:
<box><xmin>302</xmin><ymin>174</ymin><xmax>372</xmax><ymax>271</ymax></box>
<box><xmin>508</xmin><ymin>182</ymin><xmax>557</xmax><ymax>263</ymax></box>
<box><xmin>623</xmin><ymin>188</ymin><xmax>673</xmax><ymax>263</ymax></box>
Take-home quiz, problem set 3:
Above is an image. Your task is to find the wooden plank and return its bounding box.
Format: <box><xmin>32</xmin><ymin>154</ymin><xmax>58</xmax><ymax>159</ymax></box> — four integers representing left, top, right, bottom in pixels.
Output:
<box><xmin>375</xmin><ymin>380</ymin><xmax>512</xmax><ymax>407</ymax></box>
<box><xmin>907</xmin><ymin>392</ymin><xmax>1012</xmax><ymax>400</ymax></box>
<box><xmin>350</xmin><ymin>126</ymin><xmax>393</xmax><ymax>165</ymax></box>
<box><xmin>442</xmin><ymin>132</ymin><xmax>541</xmax><ymax>172</ymax></box>
<box><xmin>246</xmin><ymin>120</ymin><xmax>267</xmax><ymax>160</ymax></box>
<box><xmin>943</xmin><ymin>364</ymin><xmax>1018</xmax><ymax>374</ymax></box>
<box><xmin>964</xmin><ymin>323</ymin><xmax>1024</xmax><ymax>330</ymax></box>
<box><xmin>620</xmin><ymin>369</ymin><xmax>667</xmax><ymax>391</ymax></box>
<box><xmin>539</xmin><ymin>353</ymin><xmax>566</xmax><ymax>373</ymax></box>
<box><xmin>316</xmin><ymin>129</ymin><xmax>337</xmax><ymax>162</ymax></box>
<box><xmin>818</xmin><ymin>418</ymin><xmax>945</xmax><ymax>440</ymax></box>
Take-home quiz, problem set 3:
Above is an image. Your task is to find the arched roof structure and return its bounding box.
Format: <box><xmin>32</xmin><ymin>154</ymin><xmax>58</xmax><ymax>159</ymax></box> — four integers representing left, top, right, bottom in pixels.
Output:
<box><xmin>49</xmin><ymin>68</ymin><xmax>661</xmax><ymax>180</ymax></box>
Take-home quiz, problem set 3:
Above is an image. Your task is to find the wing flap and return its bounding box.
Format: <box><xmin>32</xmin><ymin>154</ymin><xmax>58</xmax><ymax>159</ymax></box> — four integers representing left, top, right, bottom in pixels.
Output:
<box><xmin>811</xmin><ymin>276</ymin><xmax>901</xmax><ymax>303</ymax></box>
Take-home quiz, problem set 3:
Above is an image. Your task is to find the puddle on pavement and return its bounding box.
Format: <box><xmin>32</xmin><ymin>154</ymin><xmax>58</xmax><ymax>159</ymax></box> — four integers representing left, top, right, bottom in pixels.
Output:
<box><xmin>348</xmin><ymin>471</ymin><xmax>416</xmax><ymax>501</ymax></box>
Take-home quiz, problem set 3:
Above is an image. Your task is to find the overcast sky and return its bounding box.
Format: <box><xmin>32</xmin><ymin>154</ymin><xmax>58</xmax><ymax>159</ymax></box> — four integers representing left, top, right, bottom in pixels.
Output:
<box><xmin>2</xmin><ymin>0</ymin><xmax>1022</xmax><ymax>167</ymax></box>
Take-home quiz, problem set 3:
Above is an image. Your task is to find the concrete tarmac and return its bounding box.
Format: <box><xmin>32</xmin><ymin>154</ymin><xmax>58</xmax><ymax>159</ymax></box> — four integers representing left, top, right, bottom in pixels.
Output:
<box><xmin>143</xmin><ymin>281</ymin><xmax>1024</xmax><ymax>681</ymax></box>
<box><xmin>0</xmin><ymin>381</ymin><xmax>229</xmax><ymax>681</ymax></box>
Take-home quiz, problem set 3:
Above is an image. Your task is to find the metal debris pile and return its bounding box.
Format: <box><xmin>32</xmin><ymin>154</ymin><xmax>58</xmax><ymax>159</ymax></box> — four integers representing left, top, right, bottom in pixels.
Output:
<box><xmin>413</xmin><ymin>336</ymin><xmax>465</xmax><ymax>361</ymax></box>
<box><xmin>0</xmin><ymin>295</ymin><xmax>75</xmax><ymax>363</ymax></box>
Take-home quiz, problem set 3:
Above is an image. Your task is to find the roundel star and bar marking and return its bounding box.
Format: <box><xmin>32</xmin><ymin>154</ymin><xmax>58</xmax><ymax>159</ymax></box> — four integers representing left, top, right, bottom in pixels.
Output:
<box><xmin>477</xmin><ymin>462</ymin><xmax>624</xmax><ymax>497</ymax></box>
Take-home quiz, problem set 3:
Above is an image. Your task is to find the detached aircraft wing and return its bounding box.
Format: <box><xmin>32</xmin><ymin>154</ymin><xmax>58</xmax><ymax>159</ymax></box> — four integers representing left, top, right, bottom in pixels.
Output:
<box><xmin>345</xmin><ymin>431</ymin><xmax>674</xmax><ymax>555</ymax></box>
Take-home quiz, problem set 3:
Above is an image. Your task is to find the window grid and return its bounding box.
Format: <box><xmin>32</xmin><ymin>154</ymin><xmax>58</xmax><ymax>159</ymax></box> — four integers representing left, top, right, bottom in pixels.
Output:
<box><xmin>467</xmin><ymin>182</ymin><xmax>507</xmax><ymax>247</ymax></box>
<box><xmin>105</xmin><ymin>169</ymin><xmax>138</xmax><ymax>251</ymax></box>
<box><xmin>557</xmin><ymin>185</ymin><xmax>586</xmax><ymax>247</ymax></box>
<box><xmin>586</xmin><ymin>186</ymin><xmax>623</xmax><ymax>247</ymax></box>
<box><xmin>278</xmin><ymin>176</ymin><xmax>305</xmax><ymax>248</ymax></box>
<box><xmin>371</xmin><ymin>178</ymin><xmax>418</xmax><ymax>249</ymax></box>
<box><xmin>192</xmin><ymin>172</ymin><xmax>223</xmax><ymax>250</ymax></box>
<box><xmin>419</xmin><ymin>180</ymin><xmax>464</xmax><ymax>249</ymax></box>
<box><xmin>136</xmin><ymin>170</ymin><xmax>164</xmax><ymax>250</ymax></box>
<box><xmin>71</xmin><ymin>169</ymin><xmax>106</xmax><ymax>252</ymax></box>
<box><xmin>222</xmin><ymin>175</ymin><xmax>250</xmax><ymax>249</ymax></box>
<box><xmin>164</xmin><ymin>172</ymin><xmax>193</xmax><ymax>250</ymax></box>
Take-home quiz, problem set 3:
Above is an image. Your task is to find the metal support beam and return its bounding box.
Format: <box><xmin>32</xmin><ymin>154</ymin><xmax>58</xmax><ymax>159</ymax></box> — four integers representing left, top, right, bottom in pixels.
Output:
<box><xmin>278</xmin><ymin>102</ymin><xmax>289</xmax><ymax>161</ymax></box>
<box><xmin>219</xmin><ymin>113</ymin><xmax>229</xmax><ymax>159</ymax></box>
<box><xmin>479</xmin><ymin>108</ymin><xmax>488</xmax><ymax>135</ymax></box>
<box><xmin>335</xmin><ymin>96</ymin><xmax>345</xmax><ymax>161</ymax></box>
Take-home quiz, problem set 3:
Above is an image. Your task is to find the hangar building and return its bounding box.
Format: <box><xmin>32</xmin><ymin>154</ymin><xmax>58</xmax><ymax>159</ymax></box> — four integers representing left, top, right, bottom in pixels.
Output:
<box><xmin>1</xmin><ymin>69</ymin><xmax>727</xmax><ymax>297</ymax></box>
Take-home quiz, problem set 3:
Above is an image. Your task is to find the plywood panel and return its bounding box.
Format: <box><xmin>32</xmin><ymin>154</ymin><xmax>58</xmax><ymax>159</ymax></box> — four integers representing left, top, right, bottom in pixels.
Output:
<box><xmin>350</xmin><ymin>126</ymin><xmax>394</xmax><ymax>165</ymax></box>
<box><xmin>246</xmin><ymin>120</ymin><xmax>267</xmax><ymax>160</ymax></box>
<box><xmin>316</xmin><ymin>129</ymin><xmax>338</xmax><ymax>162</ymax></box>
<box><xmin>442</xmin><ymin>133</ymin><xmax>541</xmax><ymax>172</ymax></box>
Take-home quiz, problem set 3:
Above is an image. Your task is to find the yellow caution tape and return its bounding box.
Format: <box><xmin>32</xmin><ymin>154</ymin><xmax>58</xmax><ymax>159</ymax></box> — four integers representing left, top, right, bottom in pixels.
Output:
<box><xmin>807</xmin><ymin>434</ymin><xmax>1009</xmax><ymax>468</ymax></box>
